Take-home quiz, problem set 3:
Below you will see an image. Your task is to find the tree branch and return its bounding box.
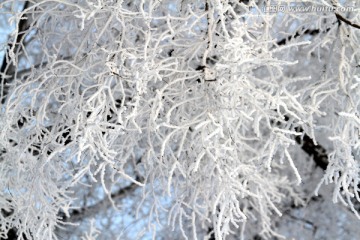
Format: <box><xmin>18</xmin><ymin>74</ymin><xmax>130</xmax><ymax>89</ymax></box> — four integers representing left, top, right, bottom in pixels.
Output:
<box><xmin>332</xmin><ymin>0</ymin><xmax>360</xmax><ymax>29</ymax></box>
<box><xmin>59</xmin><ymin>176</ymin><xmax>142</xmax><ymax>224</ymax></box>
<box><xmin>276</xmin><ymin>27</ymin><xmax>331</xmax><ymax>46</ymax></box>
<box><xmin>294</xmin><ymin>127</ymin><xmax>329</xmax><ymax>170</ymax></box>
<box><xmin>1</xmin><ymin>1</ymin><xmax>30</xmax><ymax>103</ymax></box>
<box><xmin>334</xmin><ymin>12</ymin><xmax>360</xmax><ymax>29</ymax></box>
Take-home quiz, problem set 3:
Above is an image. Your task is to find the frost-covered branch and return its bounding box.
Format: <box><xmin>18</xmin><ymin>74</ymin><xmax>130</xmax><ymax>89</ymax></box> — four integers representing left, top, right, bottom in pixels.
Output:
<box><xmin>0</xmin><ymin>0</ymin><xmax>359</xmax><ymax>239</ymax></box>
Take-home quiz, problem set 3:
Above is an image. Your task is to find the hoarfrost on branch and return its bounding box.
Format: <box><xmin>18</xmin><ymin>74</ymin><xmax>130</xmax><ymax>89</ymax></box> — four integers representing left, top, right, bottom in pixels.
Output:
<box><xmin>0</xmin><ymin>0</ymin><xmax>359</xmax><ymax>239</ymax></box>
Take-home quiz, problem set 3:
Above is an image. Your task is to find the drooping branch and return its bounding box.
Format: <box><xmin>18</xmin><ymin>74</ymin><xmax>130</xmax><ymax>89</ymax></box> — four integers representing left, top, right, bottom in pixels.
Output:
<box><xmin>60</xmin><ymin>157</ymin><xmax>144</xmax><ymax>225</ymax></box>
<box><xmin>0</xmin><ymin>1</ymin><xmax>30</xmax><ymax>103</ymax></box>
<box><xmin>275</xmin><ymin>29</ymin><xmax>331</xmax><ymax>170</ymax></box>
<box><xmin>0</xmin><ymin>5</ymin><xmax>30</xmax><ymax>240</ymax></box>
<box><xmin>273</xmin><ymin>114</ymin><xmax>329</xmax><ymax>170</ymax></box>
<box><xmin>59</xmin><ymin>178</ymin><xmax>142</xmax><ymax>224</ymax></box>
